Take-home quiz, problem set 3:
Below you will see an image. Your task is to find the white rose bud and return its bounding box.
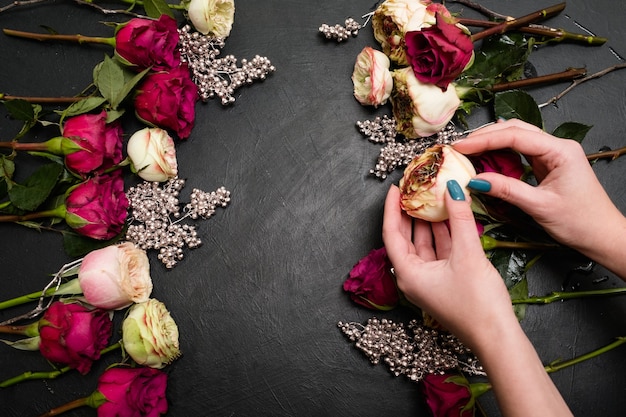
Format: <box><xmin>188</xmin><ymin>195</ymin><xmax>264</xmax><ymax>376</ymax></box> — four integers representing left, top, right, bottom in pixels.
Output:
<box><xmin>127</xmin><ymin>127</ymin><xmax>178</xmax><ymax>183</ymax></box>
<box><xmin>399</xmin><ymin>144</ymin><xmax>476</xmax><ymax>221</ymax></box>
<box><xmin>122</xmin><ymin>298</ymin><xmax>181</xmax><ymax>369</ymax></box>
<box><xmin>187</xmin><ymin>0</ymin><xmax>235</xmax><ymax>38</ymax></box>
<box><xmin>390</xmin><ymin>67</ymin><xmax>460</xmax><ymax>138</ymax></box>
<box><xmin>78</xmin><ymin>242</ymin><xmax>153</xmax><ymax>310</ymax></box>
<box><xmin>352</xmin><ymin>47</ymin><xmax>394</xmax><ymax>107</ymax></box>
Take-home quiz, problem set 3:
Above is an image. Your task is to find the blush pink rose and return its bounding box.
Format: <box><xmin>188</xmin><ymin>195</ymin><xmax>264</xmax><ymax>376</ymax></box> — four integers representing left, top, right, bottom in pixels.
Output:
<box><xmin>126</xmin><ymin>127</ymin><xmax>178</xmax><ymax>182</ymax></box>
<box><xmin>343</xmin><ymin>247</ymin><xmax>399</xmax><ymax>310</ymax></box>
<box><xmin>38</xmin><ymin>301</ymin><xmax>112</xmax><ymax>374</ymax></box>
<box><xmin>134</xmin><ymin>64</ymin><xmax>199</xmax><ymax>139</ymax></box>
<box><xmin>64</xmin><ymin>171</ymin><xmax>129</xmax><ymax>240</ymax></box>
<box><xmin>352</xmin><ymin>46</ymin><xmax>394</xmax><ymax>107</ymax></box>
<box><xmin>115</xmin><ymin>15</ymin><xmax>181</xmax><ymax>72</ymax></box>
<box><xmin>97</xmin><ymin>367</ymin><xmax>168</xmax><ymax>417</ymax></box>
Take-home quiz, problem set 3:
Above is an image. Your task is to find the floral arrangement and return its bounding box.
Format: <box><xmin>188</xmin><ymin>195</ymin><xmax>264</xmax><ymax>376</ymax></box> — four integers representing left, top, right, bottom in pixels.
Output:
<box><xmin>322</xmin><ymin>0</ymin><xmax>626</xmax><ymax>415</ymax></box>
<box><xmin>0</xmin><ymin>0</ymin><xmax>274</xmax><ymax>415</ymax></box>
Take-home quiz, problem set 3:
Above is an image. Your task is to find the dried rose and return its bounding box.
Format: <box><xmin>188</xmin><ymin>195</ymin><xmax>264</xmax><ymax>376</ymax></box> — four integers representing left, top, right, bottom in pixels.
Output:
<box><xmin>390</xmin><ymin>67</ymin><xmax>461</xmax><ymax>138</ymax></box>
<box><xmin>343</xmin><ymin>247</ymin><xmax>399</xmax><ymax>310</ymax></box>
<box><xmin>127</xmin><ymin>127</ymin><xmax>178</xmax><ymax>182</ymax></box>
<box><xmin>122</xmin><ymin>299</ymin><xmax>181</xmax><ymax>369</ymax></box>
<box><xmin>187</xmin><ymin>0</ymin><xmax>235</xmax><ymax>38</ymax></box>
<box><xmin>399</xmin><ymin>145</ymin><xmax>476</xmax><ymax>221</ymax></box>
<box><xmin>134</xmin><ymin>64</ymin><xmax>199</xmax><ymax>140</ymax></box>
<box><xmin>96</xmin><ymin>367</ymin><xmax>168</xmax><ymax>416</ymax></box>
<box><xmin>352</xmin><ymin>47</ymin><xmax>393</xmax><ymax>107</ymax></box>
<box><xmin>39</xmin><ymin>301</ymin><xmax>112</xmax><ymax>374</ymax></box>
<box><xmin>115</xmin><ymin>15</ymin><xmax>181</xmax><ymax>72</ymax></box>
<box><xmin>78</xmin><ymin>242</ymin><xmax>152</xmax><ymax>310</ymax></box>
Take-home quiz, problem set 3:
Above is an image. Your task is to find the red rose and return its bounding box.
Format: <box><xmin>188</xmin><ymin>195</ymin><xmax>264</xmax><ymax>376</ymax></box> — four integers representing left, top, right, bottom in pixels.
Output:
<box><xmin>63</xmin><ymin>111</ymin><xmax>123</xmax><ymax>176</ymax></box>
<box><xmin>421</xmin><ymin>373</ymin><xmax>474</xmax><ymax>417</ymax></box>
<box><xmin>134</xmin><ymin>64</ymin><xmax>199</xmax><ymax>139</ymax></box>
<box><xmin>343</xmin><ymin>247</ymin><xmax>399</xmax><ymax>310</ymax></box>
<box><xmin>115</xmin><ymin>15</ymin><xmax>181</xmax><ymax>72</ymax></box>
<box><xmin>65</xmin><ymin>171</ymin><xmax>129</xmax><ymax>240</ymax></box>
<box><xmin>405</xmin><ymin>13</ymin><xmax>473</xmax><ymax>90</ymax></box>
<box><xmin>38</xmin><ymin>301</ymin><xmax>112</xmax><ymax>375</ymax></box>
<box><xmin>469</xmin><ymin>150</ymin><xmax>525</xmax><ymax>179</ymax></box>
<box><xmin>97</xmin><ymin>367</ymin><xmax>168</xmax><ymax>417</ymax></box>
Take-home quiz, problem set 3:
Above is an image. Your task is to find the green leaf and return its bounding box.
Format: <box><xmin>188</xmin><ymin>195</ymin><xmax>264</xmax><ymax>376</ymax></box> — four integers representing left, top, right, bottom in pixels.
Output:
<box><xmin>93</xmin><ymin>55</ymin><xmax>126</xmax><ymax>108</ymax></box>
<box><xmin>508</xmin><ymin>278</ymin><xmax>528</xmax><ymax>321</ymax></box>
<box><xmin>2</xmin><ymin>99</ymin><xmax>36</xmax><ymax>121</ymax></box>
<box><xmin>8</xmin><ymin>163</ymin><xmax>64</xmax><ymax>211</ymax></box>
<box><xmin>142</xmin><ymin>0</ymin><xmax>175</xmax><ymax>19</ymax></box>
<box><xmin>60</xmin><ymin>96</ymin><xmax>108</xmax><ymax>118</ymax></box>
<box><xmin>112</xmin><ymin>66</ymin><xmax>151</xmax><ymax>108</ymax></box>
<box><xmin>552</xmin><ymin>122</ymin><xmax>593</xmax><ymax>143</ymax></box>
<box><xmin>494</xmin><ymin>90</ymin><xmax>543</xmax><ymax>128</ymax></box>
<box><xmin>1</xmin><ymin>336</ymin><xmax>41</xmax><ymax>351</ymax></box>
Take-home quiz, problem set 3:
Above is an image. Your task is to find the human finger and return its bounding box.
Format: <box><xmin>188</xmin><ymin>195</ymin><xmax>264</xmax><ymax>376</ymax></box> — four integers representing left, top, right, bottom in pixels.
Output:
<box><xmin>444</xmin><ymin>180</ymin><xmax>484</xmax><ymax>258</ymax></box>
<box><xmin>413</xmin><ymin>219</ymin><xmax>437</xmax><ymax>262</ymax></box>
<box><xmin>382</xmin><ymin>185</ymin><xmax>416</xmax><ymax>266</ymax></box>
<box><xmin>453</xmin><ymin>125</ymin><xmax>557</xmax><ymax>158</ymax></box>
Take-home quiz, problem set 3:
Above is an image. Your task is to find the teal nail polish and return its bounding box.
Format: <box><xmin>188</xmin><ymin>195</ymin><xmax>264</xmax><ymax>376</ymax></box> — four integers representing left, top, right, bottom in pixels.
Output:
<box><xmin>446</xmin><ymin>179</ymin><xmax>465</xmax><ymax>201</ymax></box>
<box><xmin>467</xmin><ymin>178</ymin><xmax>492</xmax><ymax>193</ymax></box>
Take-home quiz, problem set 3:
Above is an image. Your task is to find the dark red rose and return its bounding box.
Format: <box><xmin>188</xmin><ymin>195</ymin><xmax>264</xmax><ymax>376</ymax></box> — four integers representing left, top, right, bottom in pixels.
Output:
<box><xmin>97</xmin><ymin>367</ymin><xmax>168</xmax><ymax>417</ymax></box>
<box><xmin>38</xmin><ymin>301</ymin><xmax>112</xmax><ymax>375</ymax></box>
<box><xmin>469</xmin><ymin>149</ymin><xmax>525</xmax><ymax>179</ymax></box>
<box><xmin>421</xmin><ymin>373</ymin><xmax>474</xmax><ymax>417</ymax></box>
<box><xmin>405</xmin><ymin>13</ymin><xmax>473</xmax><ymax>90</ymax></box>
<box><xmin>343</xmin><ymin>247</ymin><xmax>399</xmax><ymax>310</ymax></box>
<box><xmin>115</xmin><ymin>15</ymin><xmax>181</xmax><ymax>72</ymax></box>
<box><xmin>64</xmin><ymin>171</ymin><xmax>129</xmax><ymax>240</ymax></box>
<box><xmin>62</xmin><ymin>111</ymin><xmax>123</xmax><ymax>176</ymax></box>
<box><xmin>134</xmin><ymin>64</ymin><xmax>199</xmax><ymax>139</ymax></box>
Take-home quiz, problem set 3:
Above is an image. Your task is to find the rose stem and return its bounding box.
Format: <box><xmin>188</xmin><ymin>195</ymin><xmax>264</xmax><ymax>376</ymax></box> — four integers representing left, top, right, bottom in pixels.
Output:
<box><xmin>2</xmin><ymin>28</ymin><xmax>115</xmax><ymax>46</ymax></box>
<box><xmin>586</xmin><ymin>146</ymin><xmax>626</xmax><ymax>161</ymax></box>
<box><xmin>470</xmin><ymin>2</ymin><xmax>566</xmax><ymax>42</ymax></box>
<box><xmin>0</xmin><ymin>342</ymin><xmax>121</xmax><ymax>388</ymax></box>
<box><xmin>0</xmin><ymin>321</ymin><xmax>38</xmax><ymax>336</ymax></box>
<box><xmin>0</xmin><ymin>279</ymin><xmax>81</xmax><ymax>311</ymax></box>
<box><xmin>489</xmin><ymin>68</ymin><xmax>587</xmax><ymax>93</ymax></box>
<box><xmin>114</xmin><ymin>0</ymin><xmax>186</xmax><ymax>10</ymax></box>
<box><xmin>0</xmin><ymin>93</ymin><xmax>82</xmax><ymax>104</ymax></box>
<box><xmin>512</xmin><ymin>287</ymin><xmax>626</xmax><ymax>305</ymax></box>
<box><xmin>37</xmin><ymin>397</ymin><xmax>90</xmax><ymax>417</ymax></box>
<box><xmin>544</xmin><ymin>337</ymin><xmax>626</xmax><ymax>373</ymax></box>
<box><xmin>0</xmin><ymin>205</ymin><xmax>67</xmax><ymax>223</ymax></box>
<box><xmin>480</xmin><ymin>235</ymin><xmax>562</xmax><ymax>251</ymax></box>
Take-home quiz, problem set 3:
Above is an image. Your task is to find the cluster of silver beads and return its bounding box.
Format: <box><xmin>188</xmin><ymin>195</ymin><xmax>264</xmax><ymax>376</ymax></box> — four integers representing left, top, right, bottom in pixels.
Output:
<box><xmin>356</xmin><ymin>115</ymin><xmax>397</xmax><ymax>144</ymax></box>
<box><xmin>178</xmin><ymin>24</ymin><xmax>276</xmax><ymax>105</ymax></box>
<box><xmin>319</xmin><ymin>18</ymin><xmax>362</xmax><ymax>42</ymax></box>
<box><xmin>124</xmin><ymin>178</ymin><xmax>231</xmax><ymax>268</ymax></box>
<box><xmin>338</xmin><ymin>318</ymin><xmax>484</xmax><ymax>382</ymax></box>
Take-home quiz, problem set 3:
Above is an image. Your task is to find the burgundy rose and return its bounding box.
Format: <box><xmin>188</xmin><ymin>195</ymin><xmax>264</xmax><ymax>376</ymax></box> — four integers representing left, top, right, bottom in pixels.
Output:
<box><xmin>63</xmin><ymin>111</ymin><xmax>123</xmax><ymax>176</ymax></box>
<box><xmin>38</xmin><ymin>301</ymin><xmax>112</xmax><ymax>375</ymax></box>
<box><xmin>421</xmin><ymin>373</ymin><xmax>474</xmax><ymax>417</ymax></box>
<box><xmin>97</xmin><ymin>367</ymin><xmax>168</xmax><ymax>417</ymax></box>
<box><xmin>115</xmin><ymin>15</ymin><xmax>181</xmax><ymax>72</ymax></box>
<box><xmin>134</xmin><ymin>64</ymin><xmax>199</xmax><ymax>139</ymax></box>
<box><xmin>469</xmin><ymin>149</ymin><xmax>525</xmax><ymax>179</ymax></box>
<box><xmin>65</xmin><ymin>171</ymin><xmax>129</xmax><ymax>240</ymax></box>
<box><xmin>405</xmin><ymin>13</ymin><xmax>473</xmax><ymax>90</ymax></box>
<box><xmin>343</xmin><ymin>247</ymin><xmax>399</xmax><ymax>310</ymax></box>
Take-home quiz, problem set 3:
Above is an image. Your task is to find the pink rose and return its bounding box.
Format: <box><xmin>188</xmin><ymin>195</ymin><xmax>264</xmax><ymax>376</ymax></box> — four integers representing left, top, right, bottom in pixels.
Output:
<box><xmin>352</xmin><ymin>46</ymin><xmax>394</xmax><ymax>107</ymax></box>
<box><xmin>38</xmin><ymin>301</ymin><xmax>112</xmax><ymax>374</ymax></box>
<box><xmin>469</xmin><ymin>149</ymin><xmax>525</xmax><ymax>179</ymax></box>
<box><xmin>134</xmin><ymin>64</ymin><xmax>199</xmax><ymax>139</ymax></box>
<box><xmin>97</xmin><ymin>367</ymin><xmax>168</xmax><ymax>417</ymax></box>
<box><xmin>65</xmin><ymin>172</ymin><xmax>129</xmax><ymax>240</ymax></box>
<box><xmin>343</xmin><ymin>247</ymin><xmax>399</xmax><ymax>310</ymax></box>
<box><xmin>115</xmin><ymin>15</ymin><xmax>181</xmax><ymax>72</ymax></box>
<box><xmin>62</xmin><ymin>111</ymin><xmax>123</xmax><ymax>176</ymax></box>
<box><xmin>421</xmin><ymin>373</ymin><xmax>474</xmax><ymax>417</ymax></box>
<box><xmin>405</xmin><ymin>13</ymin><xmax>474</xmax><ymax>90</ymax></box>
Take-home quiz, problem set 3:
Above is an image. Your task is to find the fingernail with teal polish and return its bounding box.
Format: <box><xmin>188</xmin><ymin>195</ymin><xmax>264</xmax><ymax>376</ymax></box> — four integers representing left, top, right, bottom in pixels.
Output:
<box><xmin>447</xmin><ymin>179</ymin><xmax>465</xmax><ymax>201</ymax></box>
<box><xmin>467</xmin><ymin>178</ymin><xmax>492</xmax><ymax>193</ymax></box>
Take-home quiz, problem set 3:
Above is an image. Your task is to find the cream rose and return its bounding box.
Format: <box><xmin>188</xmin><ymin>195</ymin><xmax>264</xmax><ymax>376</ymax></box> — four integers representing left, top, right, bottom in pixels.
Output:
<box><xmin>399</xmin><ymin>145</ymin><xmax>476</xmax><ymax>221</ymax></box>
<box><xmin>390</xmin><ymin>67</ymin><xmax>460</xmax><ymax>138</ymax></box>
<box><xmin>187</xmin><ymin>0</ymin><xmax>235</xmax><ymax>38</ymax></box>
<box><xmin>127</xmin><ymin>127</ymin><xmax>178</xmax><ymax>183</ymax></box>
<box><xmin>352</xmin><ymin>47</ymin><xmax>394</xmax><ymax>107</ymax></box>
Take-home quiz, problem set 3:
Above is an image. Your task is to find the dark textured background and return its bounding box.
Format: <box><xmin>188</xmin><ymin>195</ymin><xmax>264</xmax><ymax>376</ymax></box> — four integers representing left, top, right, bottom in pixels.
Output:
<box><xmin>1</xmin><ymin>0</ymin><xmax>626</xmax><ymax>415</ymax></box>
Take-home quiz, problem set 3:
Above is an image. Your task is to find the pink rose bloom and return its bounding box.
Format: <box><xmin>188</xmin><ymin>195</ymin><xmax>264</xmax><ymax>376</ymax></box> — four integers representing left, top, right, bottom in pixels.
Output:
<box><xmin>126</xmin><ymin>127</ymin><xmax>178</xmax><ymax>182</ymax></box>
<box><xmin>38</xmin><ymin>301</ymin><xmax>112</xmax><ymax>374</ymax></box>
<box><xmin>134</xmin><ymin>64</ymin><xmax>199</xmax><ymax>139</ymax></box>
<box><xmin>405</xmin><ymin>13</ymin><xmax>474</xmax><ymax>90</ymax></box>
<box><xmin>62</xmin><ymin>111</ymin><xmax>123</xmax><ymax>176</ymax></box>
<box><xmin>97</xmin><ymin>367</ymin><xmax>168</xmax><ymax>417</ymax></box>
<box><xmin>79</xmin><ymin>242</ymin><xmax>153</xmax><ymax>310</ymax></box>
<box><xmin>65</xmin><ymin>172</ymin><xmax>129</xmax><ymax>240</ymax></box>
<box><xmin>352</xmin><ymin>46</ymin><xmax>393</xmax><ymax>107</ymax></box>
<box><xmin>343</xmin><ymin>247</ymin><xmax>399</xmax><ymax>310</ymax></box>
<box><xmin>469</xmin><ymin>149</ymin><xmax>525</xmax><ymax>179</ymax></box>
<box><xmin>115</xmin><ymin>15</ymin><xmax>181</xmax><ymax>72</ymax></box>
<box><xmin>421</xmin><ymin>372</ymin><xmax>491</xmax><ymax>417</ymax></box>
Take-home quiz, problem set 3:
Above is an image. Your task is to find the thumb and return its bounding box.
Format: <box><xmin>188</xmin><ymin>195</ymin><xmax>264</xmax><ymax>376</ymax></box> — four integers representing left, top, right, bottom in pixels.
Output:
<box><xmin>469</xmin><ymin>172</ymin><xmax>541</xmax><ymax>215</ymax></box>
<box><xmin>445</xmin><ymin>180</ymin><xmax>483</xmax><ymax>254</ymax></box>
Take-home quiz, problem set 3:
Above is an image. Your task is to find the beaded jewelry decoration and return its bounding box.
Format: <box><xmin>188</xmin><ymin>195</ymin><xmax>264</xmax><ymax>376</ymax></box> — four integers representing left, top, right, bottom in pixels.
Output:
<box><xmin>318</xmin><ymin>18</ymin><xmax>362</xmax><ymax>42</ymax></box>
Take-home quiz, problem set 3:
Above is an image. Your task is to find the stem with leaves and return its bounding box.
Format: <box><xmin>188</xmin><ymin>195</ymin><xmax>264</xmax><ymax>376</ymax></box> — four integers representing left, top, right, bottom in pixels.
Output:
<box><xmin>512</xmin><ymin>287</ymin><xmax>626</xmax><ymax>305</ymax></box>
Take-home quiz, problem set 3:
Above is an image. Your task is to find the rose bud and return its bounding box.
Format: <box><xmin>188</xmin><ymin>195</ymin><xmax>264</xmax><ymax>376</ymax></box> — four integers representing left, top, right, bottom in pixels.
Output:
<box><xmin>114</xmin><ymin>15</ymin><xmax>181</xmax><ymax>71</ymax></box>
<box><xmin>187</xmin><ymin>0</ymin><xmax>235</xmax><ymax>38</ymax></box>
<box><xmin>390</xmin><ymin>67</ymin><xmax>461</xmax><ymax>138</ymax></box>
<box><xmin>39</xmin><ymin>301</ymin><xmax>113</xmax><ymax>374</ymax></box>
<box><xmin>343</xmin><ymin>247</ymin><xmax>399</xmax><ymax>310</ymax></box>
<box><xmin>122</xmin><ymin>298</ymin><xmax>181</xmax><ymax>369</ymax></box>
<box><xmin>127</xmin><ymin>127</ymin><xmax>178</xmax><ymax>182</ymax></box>
<box><xmin>134</xmin><ymin>64</ymin><xmax>199</xmax><ymax>140</ymax></box>
<box><xmin>399</xmin><ymin>144</ymin><xmax>476</xmax><ymax>221</ymax></box>
<box><xmin>96</xmin><ymin>367</ymin><xmax>168</xmax><ymax>416</ymax></box>
<box><xmin>78</xmin><ymin>242</ymin><xmax>153</xmax><ymax>310</ymax></box>
<box><xmin>352</xmin><ymin>47</ymin><xmax>394</xmax><ymax>107</ymax></box>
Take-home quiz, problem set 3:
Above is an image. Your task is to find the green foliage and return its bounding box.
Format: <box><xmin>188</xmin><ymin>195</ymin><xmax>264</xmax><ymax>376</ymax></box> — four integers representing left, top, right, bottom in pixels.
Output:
<box><xmin>552</xmin><ymin>122</ymin><xmax>593</xmax><ymax>142</ymax></box>
<box><xmin>494</xmin><ymin>90</ymin><xmax>543</xmax><ymax>128</ymax></box>
<box><xmin>487</xmin><ymin>248</ymin><xmax>529</xmax><ymax>321</ymax></box>
<box><xmin>143</xmin><ymin>0</ymin><xmax>175</xmax><ymax>19</ymax></box>
<box><xmin>93</xmin><ymin>55</ymin><xmax>150</xmax><ymax>111</ymax></box>
<box><xmin>6</xmin><ymin>163</ymin><xmax>64</xmax><ymax>211</ymax></box>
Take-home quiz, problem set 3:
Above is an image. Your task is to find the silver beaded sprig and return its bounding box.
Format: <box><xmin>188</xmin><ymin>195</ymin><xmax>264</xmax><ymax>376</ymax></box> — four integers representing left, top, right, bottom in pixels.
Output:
<box><xmin>338</xmin><ymin>317</ymin><xmax>484</xmax><ymax>382</ymax></box>
<box><xmin>124</xmin><ymin>178</ymin><xmax>231</xmax><ymax>268</ymax></box>
<box><xmin>178</xmin><ymin>24</ymin><xmax>276</xmax><ymax>105</ymax></box>
<box><xmin>319</xmin><ymin>18</ymin><xmax>362</xmax><ymax>42</ymax></box>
